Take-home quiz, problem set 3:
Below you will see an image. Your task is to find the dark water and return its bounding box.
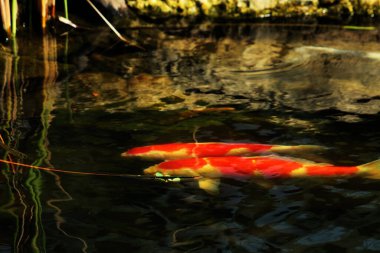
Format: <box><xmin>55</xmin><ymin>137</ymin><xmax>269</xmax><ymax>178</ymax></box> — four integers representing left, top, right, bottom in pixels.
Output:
<box><xmin>1</xmin><ymin>23</ymin><xmax>380</xmax><ymax>252</ymax></box>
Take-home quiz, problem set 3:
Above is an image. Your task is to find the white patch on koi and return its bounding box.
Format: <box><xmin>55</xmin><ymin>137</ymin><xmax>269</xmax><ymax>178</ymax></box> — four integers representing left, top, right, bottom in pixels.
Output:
<box><xmin>290</xmin><ymin>166</ymin><xmax>308</xmax><ymax>177</ymax></box>
<box><xmin>137</xmin><ymin>148</ymin><xmax>190</xmax><ymax>160</ymax></box>
<box><xmin>270</xmin><ymin>145</ymin><xmax>325</xmax><ymax>154</ymax></box>
<box><xmin>226</xmin><ymin>147</ymin><xmax>251</xmax><ymax>156</ymax></box>
<box><xmin>197</xmin><ymin>159</ymin><xmax>222</xmax><ymax>178</ymax></box>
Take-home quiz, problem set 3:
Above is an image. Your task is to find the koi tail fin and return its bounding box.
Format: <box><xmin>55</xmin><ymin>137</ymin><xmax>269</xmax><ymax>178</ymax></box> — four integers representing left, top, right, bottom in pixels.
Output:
<box><xmin>358</xmin><ymin>159</ymin><xmax>380</xmax><ymax>179</ymax></box>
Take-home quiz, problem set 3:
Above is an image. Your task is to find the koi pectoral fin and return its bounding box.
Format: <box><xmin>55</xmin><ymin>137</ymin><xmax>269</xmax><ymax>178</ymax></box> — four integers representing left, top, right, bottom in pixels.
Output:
<box><xmin>198</xmin><ymin>178</ymin><xmax>220</xmax><ymax>195</ymax></box>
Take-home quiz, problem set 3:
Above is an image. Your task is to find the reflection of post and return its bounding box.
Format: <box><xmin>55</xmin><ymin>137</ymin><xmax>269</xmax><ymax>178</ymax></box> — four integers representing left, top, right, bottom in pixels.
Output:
<box><xmin>1</xmin><ymin>33</ymin><xmax>87</xmax><ymax>252</ymax></box>
<box><xmin>38</xmin><ymin>33</ymin><xmax>88</xmax><ymax>253</ymax></box>
<box><xmin>1</xmin><ymin>39</ymin><xmax>38</xmax><ymax>253</ymax></box>
<box><xmin>23</xmin><ymin>32</ymin><xmax>60</xmax><ymax>253</ymax></box>
<box><xmin>0</xmin><ymin>52</ymin><xmax>13</xmax><ymax>121</ymax></box>
<box><xmin>0</xmin><ymin>47</ymin><xmax>24</xmax><ymax>252</ymax></box>
<box><xmin>0</xmin><ymin>40</ymin><xmax>21</xmax><ymax>149</ymax></box>
<box><xmin>41</xmin><ymin>33</ymin><xmax>59</xmax><ymax>130</ymax></box>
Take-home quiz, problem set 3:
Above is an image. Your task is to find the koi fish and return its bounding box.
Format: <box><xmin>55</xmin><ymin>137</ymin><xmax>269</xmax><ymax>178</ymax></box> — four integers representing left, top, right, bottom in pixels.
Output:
<box><xmin>122</xmin><ymin>142</ymin><xmax>326</xmax><ymax>160</ymax></box>
<box><xmin>144</xmin><ymin>156</ymin><xmax>380</xmax><ymax>194</ymax></box>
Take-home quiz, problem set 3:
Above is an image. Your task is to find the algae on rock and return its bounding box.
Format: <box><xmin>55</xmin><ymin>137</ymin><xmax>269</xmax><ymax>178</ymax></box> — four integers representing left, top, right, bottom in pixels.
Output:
<box><xmin>126</xmin><ymin>0</ymin><xmax>380</xmax><ymax>19</ymax></box>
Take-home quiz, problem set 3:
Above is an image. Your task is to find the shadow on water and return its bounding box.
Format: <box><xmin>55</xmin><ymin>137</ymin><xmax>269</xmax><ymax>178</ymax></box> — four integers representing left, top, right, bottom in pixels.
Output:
<box><xmin>0</xmin><ymin>23</ymin><xmax>380</xmax><ymax>252</ymax></box>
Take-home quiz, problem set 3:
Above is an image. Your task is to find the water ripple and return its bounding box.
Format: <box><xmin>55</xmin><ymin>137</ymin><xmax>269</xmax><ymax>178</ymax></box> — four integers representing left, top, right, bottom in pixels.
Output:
<box><xmin>296</xmin><ymin>226</ymin><xmax>349</xmax><ymax>246</ymax></box>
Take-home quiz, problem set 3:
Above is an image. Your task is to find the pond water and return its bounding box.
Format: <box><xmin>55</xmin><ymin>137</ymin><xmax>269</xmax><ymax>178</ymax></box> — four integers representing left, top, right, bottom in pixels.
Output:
<box><xmin>1</xmin><ymin>23</ymin><xmax>380</xmax><ymax>252</ymax></box>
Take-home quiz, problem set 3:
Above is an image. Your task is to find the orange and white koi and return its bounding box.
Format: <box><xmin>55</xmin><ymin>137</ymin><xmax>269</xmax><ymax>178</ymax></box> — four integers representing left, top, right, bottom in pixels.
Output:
<box><xmin>122</xmin><ymin>142</ymin><xmax>326</xmax><ymax>160</ymax></box>
<box><xmin>144</xmin><ymin>156</ymin><xmax>380</xmax><ymax>194</ymax></box>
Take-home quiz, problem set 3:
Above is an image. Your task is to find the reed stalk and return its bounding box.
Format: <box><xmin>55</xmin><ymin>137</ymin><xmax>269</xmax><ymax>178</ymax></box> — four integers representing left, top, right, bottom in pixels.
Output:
<box><xmin>40</xmin><ymin>0</ymin><xmax>47</xmax><ymax>29</ymax></box>
<box><xmin>64</xmin><ymin>0</ymin><xmax>68</xmax><ymax>18</ymax></box>
<box><xmin>11</xmin><ymin>0</ymin><xmax>17</xmax><ymax>36</ymax></box>
<box><xmin>1</xmin><ymin>0</ymin><xmax>11</xmax><ymax>36</ymax></box>
<box><xmin>49</xmin><ymin>0</ymin><xmax>55</xmax><ymax>18</ymax></box>
<box><xmin>85</xmin><ymin>0</ymin><xmax>131</xmax><ymax>44</ymax></box>
<box><xmin>2</xmin><ymin>0</ymin><xmax>132</xmax><ymax>46</ymax></box>
<box><xmin>2</xmin><ymin>0</ymin><xmax>56</xmax><ymax>35</ymax></box>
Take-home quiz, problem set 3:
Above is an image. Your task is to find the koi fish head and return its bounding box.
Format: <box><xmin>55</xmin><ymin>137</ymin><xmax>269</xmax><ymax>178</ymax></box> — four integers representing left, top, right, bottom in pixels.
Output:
<box><xmin>144</xmin><ymin>164</ymin><xmax>201</xmax><ymax>178</ymax></box>
<box><xmin>144</xmin><ymin>158</ymin><xmax>228</xmax><ymax>194</ymax></box>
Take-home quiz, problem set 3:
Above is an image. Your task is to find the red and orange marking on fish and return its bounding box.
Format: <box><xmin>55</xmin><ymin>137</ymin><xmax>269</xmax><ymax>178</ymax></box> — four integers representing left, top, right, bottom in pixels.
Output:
<box><xmin>1</xmin><ymin>140</ymin><xmax>378</xmax><ymax>195</ymax></box>
<box><xmin>121</xmin><ymin>142</ymin><xmax>327</xmax><ymax>160</ymax></box>
<box><xmin>122</xmin><ymin>142</ymin><xmax>380</xmax><ymax>194</ymax></box>
<box><xmin>143</xmin><ymin>156</ymin><xmax>380</xmax><ymax>193</ymax></box>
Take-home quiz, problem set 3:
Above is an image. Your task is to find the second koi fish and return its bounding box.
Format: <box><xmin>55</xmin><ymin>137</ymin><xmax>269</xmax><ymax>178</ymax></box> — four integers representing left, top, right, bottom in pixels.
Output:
<box><xmin>144</xmin><ymin>156</ymin><xmax>380</xmax><ymax>194</ymax></box>
<box><xmin>122</xmin><ymin>142</ymin><xmax>326</xmax><ymax>160</ymax></box>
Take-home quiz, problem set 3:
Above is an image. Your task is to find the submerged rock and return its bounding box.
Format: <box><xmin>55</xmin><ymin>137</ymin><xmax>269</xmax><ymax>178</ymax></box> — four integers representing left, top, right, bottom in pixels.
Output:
<box><xmin>123</xmin><ymin>0</ymin><xmax>379</xmax><ymax>19</ymax></box>
<box><xmin>62</xmin><ymin>24</ymin><xmax>380</xmax><ymax>115</ymax></box>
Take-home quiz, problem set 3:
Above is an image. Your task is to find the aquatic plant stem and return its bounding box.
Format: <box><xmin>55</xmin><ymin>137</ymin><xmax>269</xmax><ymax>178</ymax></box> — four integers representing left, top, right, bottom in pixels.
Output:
<box><xmin>64</xmin><ymin>0</ymin><xmax>68</xmax><ymax>19</ymax></box>
<box><xmin>11</xmin><ymin>0</ymin><xmax>17</xmax><ymax>36</ymax></box>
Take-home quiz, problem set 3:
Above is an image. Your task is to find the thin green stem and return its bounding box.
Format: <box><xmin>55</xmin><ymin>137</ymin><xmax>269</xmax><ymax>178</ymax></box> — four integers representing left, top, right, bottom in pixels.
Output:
<box><xmin>11</xmin><ymin>0</ymin><xmax>18</xmax><ymax>36</ymax></box>
<box><xmin>64</xmin><ymin>0</ymin><xmax>68</xmax><ymax>19</ymax></box>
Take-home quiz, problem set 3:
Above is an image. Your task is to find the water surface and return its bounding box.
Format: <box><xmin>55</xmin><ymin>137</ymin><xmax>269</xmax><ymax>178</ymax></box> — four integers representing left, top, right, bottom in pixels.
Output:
<box><xmin>1</xmin><ymin>23</ymin><xmax>380</xmax><ymax>252</ymax></box>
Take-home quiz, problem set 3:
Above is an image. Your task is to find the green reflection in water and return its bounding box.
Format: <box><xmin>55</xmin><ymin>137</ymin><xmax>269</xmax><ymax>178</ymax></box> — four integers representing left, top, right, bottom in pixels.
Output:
<box><xmin>25</xmin><ymin>169</ymin><xmax>46</xmax><ymax>253</ymax></box>
<box><xmin>0</xmin><ymin>39</ymin><xmax>34</xmax><ymax>252</ymax></box>
<box><xmin>23</xmin><ymin>34</ymin><xmax>61</xmax><ymax>253</ymax></box>
<box><xmin>0</xmin><ymin>37</ymin><xmax>53</xmax><ymax>253</ymax></box>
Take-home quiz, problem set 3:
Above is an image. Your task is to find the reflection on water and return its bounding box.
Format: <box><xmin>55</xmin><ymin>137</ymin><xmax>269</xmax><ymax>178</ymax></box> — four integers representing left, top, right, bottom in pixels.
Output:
<box><xmin>65</xmin><ymin>23</ymin><xmax>380</xmax><ymax>116</ymax></box>
<box><xmin>1</xmin><ymin>35</ymin><xmax>87</xmax><ymax>253</ymax></box>
<box><xmin>1</xmin><ymin>23</ymin><xmax>380</xmax><ymax>252</ymax></box>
